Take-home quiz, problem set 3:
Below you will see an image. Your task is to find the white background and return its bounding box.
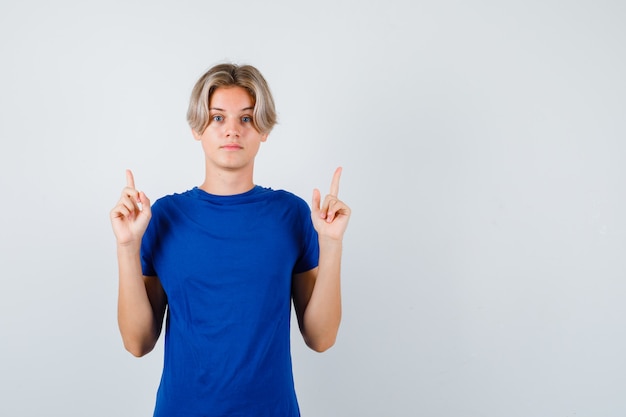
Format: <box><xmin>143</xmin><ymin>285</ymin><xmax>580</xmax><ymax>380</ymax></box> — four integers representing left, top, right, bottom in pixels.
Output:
<box><xmin>1</xmin><ymin>0</ymin><xmax>625</xmax><ymax>416</ymax></box>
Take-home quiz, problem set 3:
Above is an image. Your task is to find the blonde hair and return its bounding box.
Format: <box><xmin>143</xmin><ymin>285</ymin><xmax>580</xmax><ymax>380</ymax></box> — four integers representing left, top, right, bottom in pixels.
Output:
<box><xmin>187</xmin><ymin>63</ymin><xmax>277</xmax><ymax>135</ymax></box>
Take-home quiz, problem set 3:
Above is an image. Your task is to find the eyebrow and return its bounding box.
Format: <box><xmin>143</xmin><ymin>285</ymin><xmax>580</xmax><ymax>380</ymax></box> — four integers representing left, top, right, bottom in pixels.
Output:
<box><xmin>209</xmin><ymin>106</ymin><xmax>254</xmax><ymax>112</ymax></box>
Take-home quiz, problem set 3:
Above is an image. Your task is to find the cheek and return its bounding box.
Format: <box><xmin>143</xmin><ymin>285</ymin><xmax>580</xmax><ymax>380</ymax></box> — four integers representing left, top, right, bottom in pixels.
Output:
<box><xmin>244</xmin><ymin>128</ymin><xmax>267</xmax><ymax>142</ymax></box>
<box><xmin>199</xmin><ymin>137</ymin><xmax>214</xmax><ymax>153</ymax></box>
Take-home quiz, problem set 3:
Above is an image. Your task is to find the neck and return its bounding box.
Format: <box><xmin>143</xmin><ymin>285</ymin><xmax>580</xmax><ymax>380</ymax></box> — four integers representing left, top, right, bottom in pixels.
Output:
<box><xmin>199</xmin><ymin>166</ymin><xmax>255</xmax><ymax>196</ymax></box>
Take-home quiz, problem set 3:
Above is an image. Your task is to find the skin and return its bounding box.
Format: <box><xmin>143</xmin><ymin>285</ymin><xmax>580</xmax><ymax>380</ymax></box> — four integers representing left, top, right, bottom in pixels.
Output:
<box><xmin>110</xmin><ymin>86</ymin><xmax>350</xmax><ymax>356</ymax></box>
<box><xmin>191</xmin><ymin>86</ymin><xmax>268</xmax><ymax>196</ymax></box>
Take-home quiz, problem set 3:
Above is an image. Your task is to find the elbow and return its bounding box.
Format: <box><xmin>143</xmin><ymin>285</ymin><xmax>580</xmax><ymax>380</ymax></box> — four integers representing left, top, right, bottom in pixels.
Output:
<box><xmin>119</xmin><ymin>324</ymin><xmax>159</xmax><ymax>357</ymax></box>
<box><xmin>305</xmin><ymin>334</ymin><xmax>337</xmax><ymax>353</ymax></box>
<box><xmin>123</xmin><ymin>338</ymin><xmax>155</xmax><ymax>358</ymax></box>
<box><xmin>309</xmin><ymin>342</ymin><xmax>334</xmax><ymax>353</ymax></box>
<box><xmin>301</xmin><ymin>317</ymin><xmax>342</xmax><ymax>353</ymax></box>
<box><xmin>127</xmin><ymin>346</ymin><xmax>150</xmax><ymax>358</ymax></box>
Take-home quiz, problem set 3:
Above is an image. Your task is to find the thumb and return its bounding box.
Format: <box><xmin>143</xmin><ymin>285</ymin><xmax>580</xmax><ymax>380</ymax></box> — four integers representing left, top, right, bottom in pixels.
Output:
<box><xmin>138</xmin><ymin>191</ymin><xmax>152</xmax><ymax>216</ymax></box>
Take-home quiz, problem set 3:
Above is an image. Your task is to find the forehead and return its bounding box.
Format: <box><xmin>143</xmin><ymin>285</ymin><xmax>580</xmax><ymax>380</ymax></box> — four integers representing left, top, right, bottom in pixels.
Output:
<box><xmin>209</xmin><ymin>86</ymin><xmax>254</xmax><ymax>108</ymax></box>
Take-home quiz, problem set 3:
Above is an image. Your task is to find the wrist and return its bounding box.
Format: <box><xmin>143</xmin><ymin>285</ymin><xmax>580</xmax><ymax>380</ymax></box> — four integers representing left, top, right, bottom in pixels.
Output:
<box><xmin>318</xmin><ymin>235</ymin><xmax>343</xmax><ymax>249</ymax></box>
<box><xmin>117</xmin><ymin>241</ymin><xmax>142</xmax><ymax>254</ymax></box>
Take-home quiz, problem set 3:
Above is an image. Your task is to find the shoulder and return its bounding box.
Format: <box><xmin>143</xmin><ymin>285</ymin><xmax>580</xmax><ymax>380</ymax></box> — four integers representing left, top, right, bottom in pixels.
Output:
<box><xmin>262</xmin><ymin>187</ymin><xmax>304</xmax><ymax>203</ymax></box>
<box><xmin>152</xmin><ymin>189</ymin><xmax>195</xmax><ymax>206</ymax></box>
<box><xmin>263</xmin><ymin>188</ymin><xmax>311</xmax><ymax>211</ymax></box>
<box><xmin>149</xmin><ymin>189</ymin><xmax>195</xmax><ymax>218</ymax></box>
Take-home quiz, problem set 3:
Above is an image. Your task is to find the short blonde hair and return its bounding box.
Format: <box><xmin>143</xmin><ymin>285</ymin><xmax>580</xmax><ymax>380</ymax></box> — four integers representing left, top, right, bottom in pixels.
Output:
<box><xmin>187</xmin><ymin>63</ymin><xmax>277</xmax><ymax>135</ymax></box>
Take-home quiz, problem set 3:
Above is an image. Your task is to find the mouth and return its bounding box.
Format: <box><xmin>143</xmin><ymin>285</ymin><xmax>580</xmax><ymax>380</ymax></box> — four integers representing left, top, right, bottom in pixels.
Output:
<box><xmin>221</xmin><ymin>143</ymin><xmax>243</xmax><ymax>151</ymax></box>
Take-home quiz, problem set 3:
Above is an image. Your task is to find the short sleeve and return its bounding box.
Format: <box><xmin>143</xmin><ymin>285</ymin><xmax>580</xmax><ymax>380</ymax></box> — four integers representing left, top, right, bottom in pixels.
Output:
<box><xmin>140</xmin><ymin>201</ymin><xmax>160</xmax><ymax>277</ymax></box>
<box><xmin>293</xmin><ymin>198</ymin><xmax>319</xmax><ymax>274</ymax></box>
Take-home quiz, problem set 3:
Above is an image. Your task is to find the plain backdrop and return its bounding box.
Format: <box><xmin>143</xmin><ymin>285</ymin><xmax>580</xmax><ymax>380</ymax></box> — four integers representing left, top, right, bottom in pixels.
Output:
<box><xmin>1</xmin><ymin>0</ymin><xmax>625</xmax><ymax>416</ymax></box>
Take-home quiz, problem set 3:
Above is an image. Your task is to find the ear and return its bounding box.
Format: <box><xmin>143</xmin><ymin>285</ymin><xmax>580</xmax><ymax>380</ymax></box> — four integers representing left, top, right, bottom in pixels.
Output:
<box><xmin>191</xmin><ymin>128</ymin><xmax>202</xmax><ymax>141</ymax></box>
<box><xmin>260</xmin><ymin>132</ymin><xmax>269</xmax><ymax>143</ymax></box>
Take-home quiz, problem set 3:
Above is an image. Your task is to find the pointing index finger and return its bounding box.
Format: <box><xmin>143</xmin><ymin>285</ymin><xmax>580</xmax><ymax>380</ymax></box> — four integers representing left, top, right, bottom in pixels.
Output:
<box><xmin>329</xmin><ymin>167</ymin><xmax>342</xmax><ymax>197</ymax></box>
<box><xmin>126</xmin><ymin>169</ymin><xmax>136</xmax><ymax>189</ymax></box>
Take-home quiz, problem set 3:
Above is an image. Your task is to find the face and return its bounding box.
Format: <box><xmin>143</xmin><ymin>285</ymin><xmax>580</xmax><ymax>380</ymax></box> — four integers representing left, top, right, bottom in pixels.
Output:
<box><xmin>192</xmin><ymin>86</ymin><xmax>268</xmax><ymax>173</ymax></box>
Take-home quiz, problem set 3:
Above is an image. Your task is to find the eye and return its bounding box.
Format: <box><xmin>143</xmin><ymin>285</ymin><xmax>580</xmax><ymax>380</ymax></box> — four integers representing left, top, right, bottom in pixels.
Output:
<box><xmin>211</xmin><ymin>115</ymin><xmax>224</xmax><ymax>122</ymax></box>
<box><xmin>241</xmin><ymin>115</ymin><xmax>252</xmax><ymax>123</ymax></box>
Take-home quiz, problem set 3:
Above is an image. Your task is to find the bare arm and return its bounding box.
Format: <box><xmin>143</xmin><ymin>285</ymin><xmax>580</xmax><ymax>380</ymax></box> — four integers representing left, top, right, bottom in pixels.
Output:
<box><xmin>116</xmin><ymin>251</ymin><xmax>167</xmax><ymax>357</ymax></box>
<box><xmin>111</xmin><ymin>170</ymin><xmax>166</xmax><ymax>357</ymax></box>
<box><xmin>292</xmin><ymin>167</ymin><xmax>351</xmax><ymax>352</ymax></box>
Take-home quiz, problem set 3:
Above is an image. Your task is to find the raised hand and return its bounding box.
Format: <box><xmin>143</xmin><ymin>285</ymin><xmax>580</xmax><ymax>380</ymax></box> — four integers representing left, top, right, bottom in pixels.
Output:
<box><xmin>311</xmin><ymin>167</ymin><xmax>351</xmax><ymax>241</ymax></box>
<box><xmin>110</xmin><ymin>169</ymin><xmax>152</xmax><ymax>247</ymax></box>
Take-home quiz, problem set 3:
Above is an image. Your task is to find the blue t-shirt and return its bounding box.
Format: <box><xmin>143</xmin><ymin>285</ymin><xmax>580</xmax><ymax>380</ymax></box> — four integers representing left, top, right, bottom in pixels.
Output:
<box><xmin>141</xmin><ymin>186</ymin><xmax>319</xmax><ymax>417</ymax></box>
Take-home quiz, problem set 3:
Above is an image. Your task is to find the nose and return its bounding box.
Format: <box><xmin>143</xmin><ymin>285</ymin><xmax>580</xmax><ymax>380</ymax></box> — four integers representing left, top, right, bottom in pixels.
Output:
<box><xmin>224</xmin><ymin>118</ymin><xmax>240</xmax><ymax>138</ymax></box>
